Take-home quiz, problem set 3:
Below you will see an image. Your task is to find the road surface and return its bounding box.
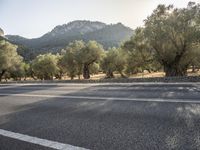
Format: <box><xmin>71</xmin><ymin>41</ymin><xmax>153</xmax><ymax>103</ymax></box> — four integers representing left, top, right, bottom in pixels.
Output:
<box><xmin>0</xmin><ymin>83</ymin><xmax>200</xmax><ymax>150</ymax></box>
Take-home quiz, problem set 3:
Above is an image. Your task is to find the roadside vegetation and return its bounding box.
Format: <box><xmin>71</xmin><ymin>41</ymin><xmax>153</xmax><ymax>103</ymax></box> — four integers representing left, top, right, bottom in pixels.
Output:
<box><xmin>0</xmin><ymin>2</ymin><xmax>200</xmax><ymax>81</ymax></box>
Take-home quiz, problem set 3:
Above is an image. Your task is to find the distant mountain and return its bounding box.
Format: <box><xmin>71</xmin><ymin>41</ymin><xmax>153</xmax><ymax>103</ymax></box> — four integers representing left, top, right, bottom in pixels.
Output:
<box><xmin>5</xmin><ymin>20</ymin><xmax>134</xmax><ymax>60</ymax></box>
<box><xmin>83</xmin><ymin>23</ymin><xmax>133</xmax><ymax>48</ymax></box>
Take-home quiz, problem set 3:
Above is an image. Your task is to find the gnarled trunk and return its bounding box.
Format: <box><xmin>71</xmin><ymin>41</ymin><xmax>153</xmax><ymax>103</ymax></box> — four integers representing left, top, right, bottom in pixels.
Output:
<box><xmin>192</xmin><ymin>65</ymin><xmax>196</xmax><ymax>73</ymax></box>
<box><xmin>44</xmin><ymin>74</ymin><xmax>53</xmax><ymax>80</ymax></box>
<box><xmin>0</xmin><ymin>70</ymin><xmax>6</xmax><ymax>82</ymax></box>
<box><xmin>83</xmin><ymin>64</ymin><xmax>90</xmax><ymax>79</ymax></box>
<box><xmin>164</xmin><ymin>64</ymin><xmax>187</xmax><ymax>77</ymax></box>
<box><xmin>106</xmin><ymin>70</ymin><xmax>114</xmax><ymax>78</ymax></box>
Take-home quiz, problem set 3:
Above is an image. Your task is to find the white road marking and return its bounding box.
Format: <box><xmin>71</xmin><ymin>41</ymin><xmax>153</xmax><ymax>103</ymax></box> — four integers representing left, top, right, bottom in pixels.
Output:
<box><xmin>0</xmin><ymin>129</ymin><xmax>89</xmax><ymax>150</ymax></box>
<box><xmin>0</xmin><ymin>93</ymin><xmax>200</xmax><ymax>104</ymax></box>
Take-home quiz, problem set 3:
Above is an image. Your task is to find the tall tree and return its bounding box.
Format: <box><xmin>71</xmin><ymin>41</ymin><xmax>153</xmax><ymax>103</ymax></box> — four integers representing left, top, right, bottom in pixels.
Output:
<box><xmin>71</xmin><ymin>41</ymin><xmax>85</xmax><ymax>79</ymax></box>
<box><xmin>144</xmin><ymin>2</ymin><xmax>200</xmax><ymax>76</ymax></box>
<box><xmin>60</xmin><ymin>49</ymin><xmax>77</xmax><ymax>80</ymax></box>
<box><xmin>80</xmin><ymin>41</ymin><xmax>104</xmax><ymax>79</ymax></box>
<box><xmin>101</xmin><ymin>47</ymin><xmax>126</xmax><ymax>78</ymax></box>
<box><xmin>59</xmin><ymin>41</ymin><xmax>85</xmax><ymax>79</ymax></box>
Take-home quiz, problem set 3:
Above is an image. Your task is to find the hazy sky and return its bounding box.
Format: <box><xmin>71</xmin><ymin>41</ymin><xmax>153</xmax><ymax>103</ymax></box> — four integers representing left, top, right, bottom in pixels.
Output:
<box><xmin>0</xmin><ymin>0</ymin><xmax>199</xmax><ymax>38</ymax></box>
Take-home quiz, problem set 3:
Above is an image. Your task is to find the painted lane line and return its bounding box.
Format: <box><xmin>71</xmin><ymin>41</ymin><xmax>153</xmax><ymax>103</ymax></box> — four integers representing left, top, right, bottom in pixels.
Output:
<box><xmin>0</xmin><ymin>129</ymin><xmax>89</xmax><ymax>150</ymax></box>
<box><xmin>0</xmin><ymin>93</ymin><xmax>200</xmax><ymax>104</ymax></box>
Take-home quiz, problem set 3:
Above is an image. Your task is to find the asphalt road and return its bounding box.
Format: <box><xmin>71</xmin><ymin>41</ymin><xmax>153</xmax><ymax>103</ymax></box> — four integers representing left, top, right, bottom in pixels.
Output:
<box><xmin>0</xmin><ymin>83</ymin><xmax>200</xmax><ymax>150</ymax></box>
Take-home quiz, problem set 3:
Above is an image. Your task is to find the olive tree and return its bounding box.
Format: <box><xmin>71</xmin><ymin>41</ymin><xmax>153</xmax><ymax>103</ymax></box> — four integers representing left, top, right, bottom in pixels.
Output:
<box><xmin>31</xmin><ymin>53</ymin><xmax>59</xmax><ymax>80</ymax></box>
<box><xmin>0</xmin><ymin>39</ymin><xmax>23</xmax><ymax>81</ymax></box>
<box><xmin>101</xmin><ymin>47</ymin><xmax>126</xmax><ymax>78</ymax></box>
<box><xmin>144</xmin><ymin>2</ymin><xmax>200</xmax><ymax>76</ymax></box>
<box><xmin>80</xmin><ymin>41</ymin><xmax>104</xmax><ymax>79</ymax></box>
<box><xmin>59</xmin><ymin>41</ymin><xmax>85</xmax><ymax>79</ymax></box>
<box><xmin>60</xmin><ymin>49</ymin><xmax>77</xmax><ymax>80</ymax></box>
<box><xmin>9</xmin><ymin>62</ymin><xmax>27</xmax><ymax>81</ymax></box>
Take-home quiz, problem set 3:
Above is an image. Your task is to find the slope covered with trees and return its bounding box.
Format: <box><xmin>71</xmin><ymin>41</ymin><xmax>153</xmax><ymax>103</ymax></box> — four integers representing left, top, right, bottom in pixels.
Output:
<box><xmin>6</xmin><ymin>20</ymin><xmax>133</xmax><ymax>60</ymax></box>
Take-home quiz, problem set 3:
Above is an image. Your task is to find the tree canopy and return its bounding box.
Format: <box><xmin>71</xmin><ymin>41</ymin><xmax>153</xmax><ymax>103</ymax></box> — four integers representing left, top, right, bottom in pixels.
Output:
<box><xmin>79</xmin><ymin>41</ymin><xmax>104</xmax><ymax>79</ymax></box>
<box><xmin>31</xmin><ymin>53</ymin><xmax>59</xmax><ymax>80</ymax></box>
<box><xmin>0</xmin><ymin>39</ymin><xmax>23</xmax><ymax>81</ymax></box>
<box><xmin>144</xmin><ymin>2</ymin><xmax>200</xmax><ymax>76</ymax></box>
<box><xmin>101</xmin><ymin>47</ymin><xmax>126</xmax><ymax>78</ymax></box>
<box><xmin>122</xmin><ymin>28</ymin><xmax>160</xmax><ymax>75</ymax></box>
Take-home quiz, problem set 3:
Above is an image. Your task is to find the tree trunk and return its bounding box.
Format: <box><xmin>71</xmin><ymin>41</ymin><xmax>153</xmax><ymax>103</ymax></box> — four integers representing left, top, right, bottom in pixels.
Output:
<box><xmin>106</xmin><ymin>70</ymin><xmax>114</xmax><ymax>78</ymax></box>
<box><xmin>78</xmin><ymin>75</ymin><xmax>81</xmax><ymax>80</ymax></box>
<box><xmin>164</xmin><ymin>64</ymin><xmax>187</xmax><ymax>77</ymax></box>
<box><xmin>0</xmin><ymin>70</ymin><xmax>6</xmax><ymax>82</ymax></box>
<box><xmin>83</xmin><ymin>64</ymin><xmax>90</xmax><ymax>79</ymax></box>
<box><xmin>192</xmin><ymin>65</ymin><xmax>196</xmax><ymax>73</ymax></box>
<box><xmin>30</xmin><ymin>70</ymin><xmax>37</xmax><ymax>80</ymax></box>
<box><xmin>56</xmin><ymin>71</ymin><xmax>62</xmax><ymax>80</ymax></box>
<box><xmin>44</xmin><ymin>74</ymin><xmax>53</xmax><ymax>80</ymax></box>
<box><xmin>24</xmin><ymin>75</ymin><xmax>27</xmax><ymax>81</ymax></box>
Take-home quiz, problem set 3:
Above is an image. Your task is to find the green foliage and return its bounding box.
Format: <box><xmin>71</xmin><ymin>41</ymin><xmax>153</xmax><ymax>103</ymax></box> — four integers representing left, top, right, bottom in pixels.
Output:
<box><xmin>89</xmin><ymin>63</ymin><xmax>100</xmax><ymax>75</ymax></box>
<box><xmin>69</xmin><ymin>41</ymin><xmax>85</xmax><ymax>79</ymax></box>
<box><xmin>59</xmin><ymin>40</ymin><xmax>85</xmax><ymax>79</ymax></box>
<box><xmin>122</xmin><ymin>28</ymin><xmax>160</xmax><ymax>75</ymax></box>
<box><xmin>9</xmin><ymin>62</ymin><xmax>30</xmax><ymax>81</ymax></box>
<box><xmin>80</xmin><ymin>41</ymin><xmax>104</xmax><ymax>65</ymax></box>
<box><xmin>0</xmin><ymin>39</ymin><xmax>23</xmax><ymax>81</ymax></box>
<box><xmin>101</xmin><ymin>47</ymin><xmax>126</xmax><ymax>78</ymax></box>
<box><xmin>144</xmin><ymin>2</ymin><xmax>200</xmax><ymax>76</ymax></box>
<box><xmin>80</xmin><ymin>41</ymin><xmax>104</xmax><ymax>79</ymax></box>
<box><xmin>60</xmin><ymin>49</ymin><xmax>77</xmax><ymax>80</ymax></box>
<box><xmin>189</xmin><ymin>44</ymin><xmax>200</xmax><ymax>72</ymax></box>
<box><xmin>17</xmin><ymin>45</ymin><xmax>34</xmax><ymax>61</ymax></box>
<box><xmin>57</xmin><ymin>40</ymin><xmax>104</xmax><ymax>79</ymax></box>
<box><xmin>31</xmin><ymin>53</ymin><xmax>59</xmax><ymax>80</ymax></box>
<box><xmin>56</xmin><ymin>54</ymin><xmax>66</xmax><ymax>79</ymax></box>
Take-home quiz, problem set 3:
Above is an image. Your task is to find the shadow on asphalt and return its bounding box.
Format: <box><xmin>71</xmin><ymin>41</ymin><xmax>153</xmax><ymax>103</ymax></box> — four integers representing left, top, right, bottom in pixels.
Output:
<box><xmin>65</xmin><ymin>83</ymin><xmax>200</xmax><ymax>100</ymax></box>
<box><xmin>0</xmin><ymin>84</ymin><xmax>200</xmax><ymax>149</ymax></box>
<box><xmin>0</xmin><ymin>84</ymin><xmax>61</xmax><ymax>95</ymax></box>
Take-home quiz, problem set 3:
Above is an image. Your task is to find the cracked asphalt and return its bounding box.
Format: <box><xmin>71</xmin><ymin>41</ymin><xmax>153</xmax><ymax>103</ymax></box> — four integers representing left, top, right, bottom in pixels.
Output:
<box><xmin>0</xmin><ymin>83</ymin><xmax>200</xmax><ymax>150</ymax></box>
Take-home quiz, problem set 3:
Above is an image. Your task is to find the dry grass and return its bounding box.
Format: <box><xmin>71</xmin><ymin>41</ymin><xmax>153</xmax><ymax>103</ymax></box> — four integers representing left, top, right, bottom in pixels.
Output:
<box><xmin>2</xmin><ymin>70</ymin><xmax>200</xmax><ymax>82</ymax></box>
<box><xmin>87</xmin><ymin>70</ymin><xmax>200</xmax><ymax>80</ymax></box>
<box><xmin>58</xmin><ymin>70</ymin><xmax>200</xmax><ymax>80</ymax></box>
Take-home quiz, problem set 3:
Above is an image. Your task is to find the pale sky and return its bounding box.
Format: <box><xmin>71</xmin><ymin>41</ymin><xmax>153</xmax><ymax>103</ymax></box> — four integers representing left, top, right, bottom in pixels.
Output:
<box><xmin>0</xmin><ymin>0</ymin><xmax>199</xmax><ymax>38</ymax></box>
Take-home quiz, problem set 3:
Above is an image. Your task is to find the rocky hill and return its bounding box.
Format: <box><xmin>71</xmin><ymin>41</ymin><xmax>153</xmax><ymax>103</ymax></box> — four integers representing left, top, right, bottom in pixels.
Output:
<box><xmin>5</xmin><ymin>20</ymin><xmax>134</xmax><ymax>60</ymax></box>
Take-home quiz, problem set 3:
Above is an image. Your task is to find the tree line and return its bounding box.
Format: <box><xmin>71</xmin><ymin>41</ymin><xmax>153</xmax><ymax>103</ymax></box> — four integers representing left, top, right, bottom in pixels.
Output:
<box><xmin>0</xmin><ymin>2</ymin><xmax>200</xmax><ymax>81</ymax></box>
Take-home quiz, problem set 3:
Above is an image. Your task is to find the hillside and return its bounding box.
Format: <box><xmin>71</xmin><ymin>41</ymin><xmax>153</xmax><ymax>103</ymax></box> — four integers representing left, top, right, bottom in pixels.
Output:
<box><xmin>5</xmin><ymin>20</ymin><xmax>134</xmax><ymax>59</ymax></box>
